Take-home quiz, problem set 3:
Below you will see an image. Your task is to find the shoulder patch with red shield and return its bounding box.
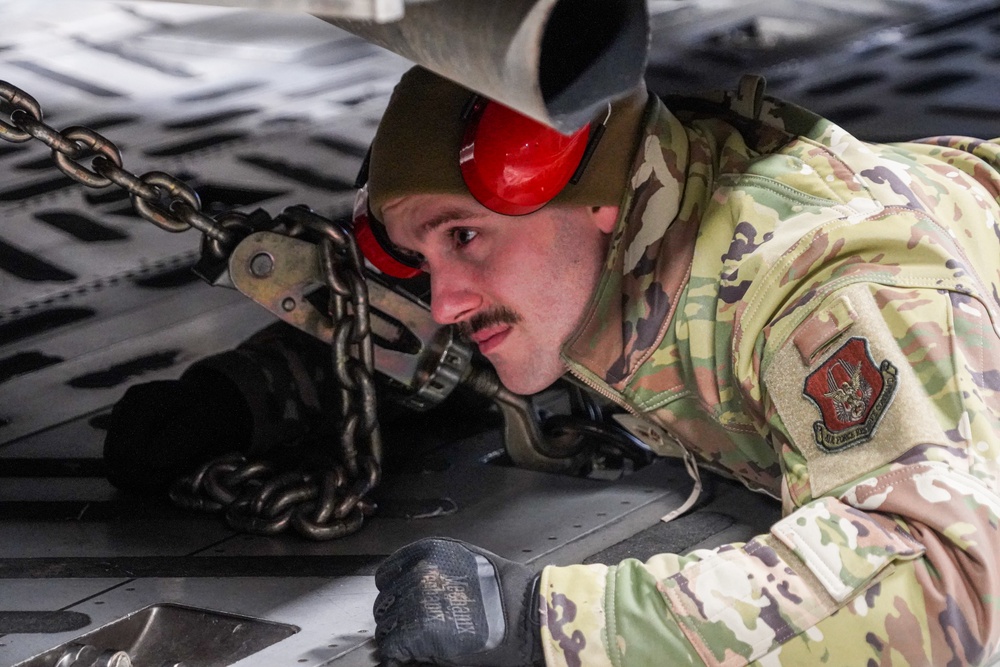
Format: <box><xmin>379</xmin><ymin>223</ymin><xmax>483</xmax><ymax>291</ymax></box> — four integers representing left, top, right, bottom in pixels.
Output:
<box><xmin>803</xmin><ymin>336</ymin><xmax>899</xmax><ymax>452</ymax></box>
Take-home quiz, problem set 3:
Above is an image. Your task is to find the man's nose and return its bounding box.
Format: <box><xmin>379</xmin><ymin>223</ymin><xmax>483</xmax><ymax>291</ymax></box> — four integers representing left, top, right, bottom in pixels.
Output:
<box><xmin>428</xmin><ymin>266</ymin><xmax>482</xmax><ymax>325</ymax></box>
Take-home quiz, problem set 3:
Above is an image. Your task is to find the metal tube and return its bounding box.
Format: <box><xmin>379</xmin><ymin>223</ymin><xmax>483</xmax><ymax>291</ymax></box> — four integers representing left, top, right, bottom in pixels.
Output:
<box><xmin>323</xmin><ymin>0</ymin><xmax>649</xmax><ymax>132</ymax></box>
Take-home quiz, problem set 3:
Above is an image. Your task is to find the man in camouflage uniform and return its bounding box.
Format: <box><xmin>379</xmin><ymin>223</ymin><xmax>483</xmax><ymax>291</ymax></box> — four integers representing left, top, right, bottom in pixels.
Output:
<box><xmin>368</xmin><ymin>67</ymin><xmax>1000</xmax><ymax>666</ymax></box>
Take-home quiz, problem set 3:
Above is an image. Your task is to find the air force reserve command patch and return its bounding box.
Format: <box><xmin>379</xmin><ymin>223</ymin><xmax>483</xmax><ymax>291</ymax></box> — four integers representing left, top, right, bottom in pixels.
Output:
<box><xmin>803</xmin><ymin>337</ymin><xmax>898</xmax><ymax>452</ymax></box>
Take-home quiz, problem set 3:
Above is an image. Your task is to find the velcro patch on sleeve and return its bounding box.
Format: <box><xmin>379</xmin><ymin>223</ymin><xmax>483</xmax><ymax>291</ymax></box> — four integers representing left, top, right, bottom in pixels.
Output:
<box><xmin>763</xmin><ymin>284</ymin><xmax>951</xmax><ymax>499</ymax></box>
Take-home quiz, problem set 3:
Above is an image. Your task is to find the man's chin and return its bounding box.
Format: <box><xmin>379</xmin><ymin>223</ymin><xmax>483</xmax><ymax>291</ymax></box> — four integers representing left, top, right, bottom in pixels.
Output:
<box><xmin>493</xmin><ymin>363</ymin><xmax>563</xmax><ymax>396</ymax></box>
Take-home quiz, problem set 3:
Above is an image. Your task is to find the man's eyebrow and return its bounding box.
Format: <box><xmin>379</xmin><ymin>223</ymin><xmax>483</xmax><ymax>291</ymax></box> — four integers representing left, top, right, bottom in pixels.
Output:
<box><xmin>414</xmin><ymin>208</ymin><xmax>486</xmax><ymax>243</ymax></box>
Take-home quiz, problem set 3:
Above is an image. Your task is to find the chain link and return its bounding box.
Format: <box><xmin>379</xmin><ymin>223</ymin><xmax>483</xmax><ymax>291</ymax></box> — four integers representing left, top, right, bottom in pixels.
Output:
<box><xmin>1</xmin><ymin>80</ymin><xmax>384</xmax><ymax>541</ymax></box>
<box><xmin>0</xmin><ymin>82</ymin><xmax>41</xmax><ymax>142</ymax></box>
<box><xmin>52</xmin><ymin>125</ymin><xmax>123</xmax><ymax>188</ymax></box>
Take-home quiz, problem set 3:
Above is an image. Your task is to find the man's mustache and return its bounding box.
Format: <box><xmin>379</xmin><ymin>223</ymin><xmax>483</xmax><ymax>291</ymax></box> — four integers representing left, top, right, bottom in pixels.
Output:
<box><xmin>457</xmin><ymin>306</ymin><xmax>522</xmax><ymax>340</ymax></box>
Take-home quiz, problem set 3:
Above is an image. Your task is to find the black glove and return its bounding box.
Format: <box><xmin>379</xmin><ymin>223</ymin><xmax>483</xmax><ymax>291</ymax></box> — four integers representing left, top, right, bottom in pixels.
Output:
<box><xmin>373</xmin><ymin>538</ymin><xmax>543</xmax><ymax>667</ymax></box>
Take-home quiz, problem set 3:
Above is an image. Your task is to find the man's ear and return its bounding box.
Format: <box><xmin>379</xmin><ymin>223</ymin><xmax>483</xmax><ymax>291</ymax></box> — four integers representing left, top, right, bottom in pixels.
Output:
<box><xmin>591</xmin><ymin>206</ymin><xmax>619</xmax><ymax>234</ymax></box>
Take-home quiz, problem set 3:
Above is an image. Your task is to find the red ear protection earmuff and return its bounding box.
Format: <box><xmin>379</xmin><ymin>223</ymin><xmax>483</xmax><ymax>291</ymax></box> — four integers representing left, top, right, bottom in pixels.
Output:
<box><xmin>459</xmin><ymin>97</ymin><xmax>604</xmax><ymax>216</ymax></box>
<box><xmin>351</xmin><ymin>184</ymin><xmax>424</xmax><ymax>279</ymax></box>
<box><xmin>351</xmin><ymin>95</ymin><xmax>607</xmax><ymax>277</ymax></box>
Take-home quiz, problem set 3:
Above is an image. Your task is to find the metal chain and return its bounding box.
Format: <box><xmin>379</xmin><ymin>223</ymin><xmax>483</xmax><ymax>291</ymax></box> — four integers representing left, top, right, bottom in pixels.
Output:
<box><xmin>169</xmin><ymin>206</ymin><xmax>385</xmax><ymax>540</ymax></box>
<box><xmin>0</xmin><ymin>82</ymin><xmax>237</xmax><ymax>258</ymax></box>
<box><xmin>0</xmin><ymin>80</ymin><xmax>383</xmax><ymax>541</ymax></box>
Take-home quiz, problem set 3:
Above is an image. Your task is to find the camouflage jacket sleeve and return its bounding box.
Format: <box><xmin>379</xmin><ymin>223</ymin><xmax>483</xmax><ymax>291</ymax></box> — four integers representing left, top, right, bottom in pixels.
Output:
<box><xmin>540</xmin><ymin>225</ymin><xmax>1000</xmax><ymax>667</ymax></box>
<box><xmin>543</xmin><ymin>90</ymin><xmax>1000</xmax><ymax>666</ymax></box>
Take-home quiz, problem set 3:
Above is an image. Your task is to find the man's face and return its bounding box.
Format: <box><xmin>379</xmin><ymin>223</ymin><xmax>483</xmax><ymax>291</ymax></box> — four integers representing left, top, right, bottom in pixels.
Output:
<box><xmin>381</xmin><ymin>193</ymin><xmax>616</xmax><ymax>395</ymax></box>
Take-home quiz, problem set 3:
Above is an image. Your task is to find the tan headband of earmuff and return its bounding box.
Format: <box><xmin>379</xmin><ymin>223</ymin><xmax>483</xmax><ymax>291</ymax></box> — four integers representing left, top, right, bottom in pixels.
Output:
<box><xmin>367</xmin><ymin>66</ymin><xmax>650</xmax><ymax>220</ymax></box>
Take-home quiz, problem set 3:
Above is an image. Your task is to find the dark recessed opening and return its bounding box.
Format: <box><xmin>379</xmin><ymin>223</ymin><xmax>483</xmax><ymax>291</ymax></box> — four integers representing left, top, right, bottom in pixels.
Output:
<box><xmin>903</xmin><ymin>41</ymin><xmax>975</xmax><ymax>61</ymax></box>
<box><xmin>9</xmin><ymin>59</ymin><xmax>124</xmax><ymax>98</ymax></box>
<box><xmin>67</xmin><ymin>350</ymin><xmax>180</xmax><ymax>388</ymax></box>
<box><xmin>0</xmin><ymin>350</ymin><xmax>64</xmax><ymax>384</ymax></box>
<box><xmin>759</xmin><ymin>71</ymin><xmax>798</xmax><ymax>89</ymax></box>
<box><xmin>693</xmin><ymin>47</ymin><xmax>749</xmax><ymax>67</ymax></box>
<box><xmin>175</xmin><ymin>80</ymin><xmax>264</xmax><ymax>103</ymax></box>
<box><xmin>893</xmin><ymin>71</ymin><xmax>976</xmax><ymax>95</ymax></box>
<box><xmin>927</xmin><ymin>104</ymin><xmax>1000</xmax><ymax>121</ymax></box>
<box><xmin>84</xmin><ymin>188</ymin><xmax>131</xmax><ymax>205</ymax></box>
<box><xmin>644</xmin><ymin>63</ymin><xmax>701</xmax><ymax>87</ymax></box>
<box><xmin>164</xmin><ymin>107</ymin><xmax>260</xmax><ymax>130</ymax></box>
<box><xmin>16</xmin><ymin>156</ymin><xmax>64</xmax><ymax>171</ymax></box>
<box><xmin>132</xmin><ymin>264</ymin><xmax>200</xmax><ymax>289</ymax></box>
<box><xmin>912</xmin><ymin>6</ymin><xmax>1000</xmax><ymax>37</ymax></box>
<box><xmin>0</xmin><ymin>143</ymin><xmax>27</xmax><ymax>159</ymax></box>
<box><xmin>0</xmin><ymin>307</ymin><xmax>96</xmax><ymax>346</ymax></box>
<box><xmin>82</xmin><ymin>113</ymin><xmax>140</xmax><ymax>131</ymax></box>
<box><xmin>194</xmin><ymin>183</ymin><xmax>289</xmax><ymax>214</ymax></box>
<box><xmin>0</xmin><ymin>239</ymin><xmax>76</xmax><ymax>282</ymax></box>
<box><xmin>34</xmin><ymin>211</ymin><xmax>129</xmax><ymax>242</ymax></box>
<box><xmin>0</xmin><ymin>175</ymin><xmax>78</xmax><ymax>202</ymax></box>
<box><xmin>239</xmin><ymin>154</ymin><xmax>354</xmax><ymax>191</ymax></box>
<box><xmin>825</xmin><ymin>104</ymin><xmax>883</xmax><ymax>124</ymax></box>
<box><xmin>0</xmin><ymin>611</ymin><xmax>91</xmax><ymax>634</ymax></box>
<box><xmin>806</xmin><ymin>72</ymin><xmax>884</xmax><ymax>96</ymax></box>
<box><xmin>144</xmin><ymin>132</ymin><xmax>247</xmax><ymax>157</ymax></box>
<box><xmin>311</xmin><ymin>135</ymin><xmax>369</xmax><ymax>159</ymax></box>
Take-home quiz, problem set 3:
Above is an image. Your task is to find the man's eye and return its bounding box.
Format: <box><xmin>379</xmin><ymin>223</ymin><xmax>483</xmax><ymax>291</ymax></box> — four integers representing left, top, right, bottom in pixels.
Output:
<box><xmin>451</xmin><ymin>228</ymin><xmax>478</xmax><ymax>247</ymax></box>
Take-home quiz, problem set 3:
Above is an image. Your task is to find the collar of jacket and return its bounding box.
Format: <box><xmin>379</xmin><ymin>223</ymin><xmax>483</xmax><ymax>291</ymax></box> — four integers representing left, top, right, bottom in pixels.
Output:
<box><xmin>560</xmin><ymin>94</ymin><xmax>694</xmax><ymax>393</ymax></box>
<box><xmin>560</xmin><ymin>76</ymin><xmax>824</xmax><ymax>395</ymax></box>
